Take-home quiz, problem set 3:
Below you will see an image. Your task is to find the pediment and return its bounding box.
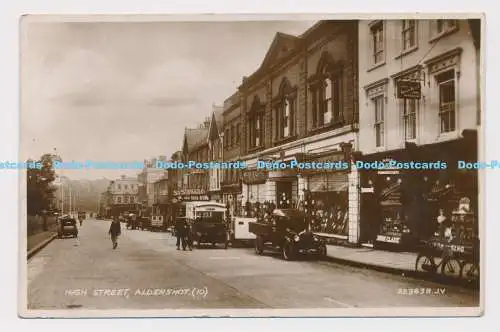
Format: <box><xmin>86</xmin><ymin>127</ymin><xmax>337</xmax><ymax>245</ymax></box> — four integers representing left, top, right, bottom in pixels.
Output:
<box><xmin>259</xmin><ymin>32</ymin><xmax>299</xmax><ymax>70</ymax></box>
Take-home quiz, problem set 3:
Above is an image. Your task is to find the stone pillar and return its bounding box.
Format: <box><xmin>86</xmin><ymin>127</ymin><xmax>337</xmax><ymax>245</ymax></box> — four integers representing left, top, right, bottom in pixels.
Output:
<box><xmin>348</xmin><ymin>163</ymin><xmax>360</xmax><ymax>244</ymax></box>
<box><xmin>265</xmin><ymin>181</ymin><xmax>276</xmax><ymax>203</ymax></box>
<box><xmin>242</xmin><ymin>183</ymin><xmax>249</xmax><ymax>206</ymax></box>
<box><xmin>297</xmin><ymin>51</ymin><xmax>308</xmax><ymax>137</ymax></box>
<box><xmin>297</xmin><ymin>175</ymin><xmax>307</xmax><ymax>201</ymax></box>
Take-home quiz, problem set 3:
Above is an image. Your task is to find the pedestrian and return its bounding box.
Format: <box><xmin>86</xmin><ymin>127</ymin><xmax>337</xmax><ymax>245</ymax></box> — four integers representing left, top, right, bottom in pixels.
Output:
<box><xmin>175</xmin><ymin>218</ymin><xmax>187</xmax><ymax>250</ymax></box>
<box><xmin>108</xmin><ymin>217</ymin><xmax>121</xmax><ymax>249</ymax></box>
<box><xmin>185</xmin><ymin>220</ymin><xmax>193</xmax><ymax>251</ymax></box>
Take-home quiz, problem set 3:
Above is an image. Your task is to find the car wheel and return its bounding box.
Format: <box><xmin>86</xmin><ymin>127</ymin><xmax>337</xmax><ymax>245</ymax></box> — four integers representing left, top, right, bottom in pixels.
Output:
<box><xmin>282</xmin><ymin>242</ymin><xmax>295</xmax><ymax>261</ymax></box>
<box><xmin>254</xmin><ymin>236</ymin><xmax>264</xmax><ymax>255</ymax></box>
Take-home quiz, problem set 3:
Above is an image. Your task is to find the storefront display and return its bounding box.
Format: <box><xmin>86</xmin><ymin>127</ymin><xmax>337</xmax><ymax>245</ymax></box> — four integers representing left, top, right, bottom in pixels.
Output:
<box><xmin>358</xmin><ymin>132</ymin><xmax>478</xmax><ymax>250</ymax></box>
<box><xmin>302</xmin><ymin>172</ymin><xmax>349</xmax><ymax>236</ymax></box>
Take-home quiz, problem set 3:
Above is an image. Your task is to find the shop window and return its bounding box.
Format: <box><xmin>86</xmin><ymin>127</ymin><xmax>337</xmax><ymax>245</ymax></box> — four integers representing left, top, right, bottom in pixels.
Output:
<box><xmin>437</xmin><ymin>70</ymin><xmax>456</xmax><ymax>133</ymax></box>
<box><xmin>373</xmin><ymin>95</ymin><xmax>385</xmax><ymax>147</ymax></box>
<box><xmin>370</xmin><ymin>21</ymin><xmax>384</xmax><ymax>65</ymax></box>
<box><xmin>401</xmin><ymin>20</ymin><xmax>417</xmax><ymax>51</ymax></box>
<box><xmin>402</xmin><ymin>98</ymin><xmax>417</xmax><ymax>140</ymax></box>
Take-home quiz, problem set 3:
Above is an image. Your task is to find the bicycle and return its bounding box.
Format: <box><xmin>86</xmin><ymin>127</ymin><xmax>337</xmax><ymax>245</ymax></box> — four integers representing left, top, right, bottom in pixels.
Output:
<box><xmin>415</xmin><ymin>240</ymin><xmax>462</xmax><ymax>278</ymax></box>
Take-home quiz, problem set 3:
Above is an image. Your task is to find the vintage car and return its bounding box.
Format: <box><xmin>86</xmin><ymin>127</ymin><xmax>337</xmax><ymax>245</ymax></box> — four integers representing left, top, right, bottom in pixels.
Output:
<box><xmin>187</xmin><ymin>202</ymin><xmax>229</xmax><ymax>249</ymax></box>
<box><xmin>249</xmin><ymin>208</ymin><xmax>327</xmax><ymax>260</ymax></box>
<box><xmin>57</xmin><ymin>216</ymin><xmax>78</xmax><ymax>238</ymax></box>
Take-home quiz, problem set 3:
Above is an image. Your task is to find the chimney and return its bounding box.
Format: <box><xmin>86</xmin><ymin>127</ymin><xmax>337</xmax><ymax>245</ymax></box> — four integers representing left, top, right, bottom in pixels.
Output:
<box><xmin>203</xmin><ymin>116</ymin><xmax>210</xmax><ymax>128</ymax></box>
<box><xmin>242</xmin><ymin>76</ymin><xmax>248</xmax><ymax>84</ymax></box>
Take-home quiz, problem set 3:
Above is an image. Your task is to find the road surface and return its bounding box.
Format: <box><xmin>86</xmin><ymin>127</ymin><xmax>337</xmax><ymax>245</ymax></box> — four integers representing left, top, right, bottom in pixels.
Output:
<box><xmin>25</xmin><ymin>219</ymin><xmax>479</xmax><ymax>311</ymax></box>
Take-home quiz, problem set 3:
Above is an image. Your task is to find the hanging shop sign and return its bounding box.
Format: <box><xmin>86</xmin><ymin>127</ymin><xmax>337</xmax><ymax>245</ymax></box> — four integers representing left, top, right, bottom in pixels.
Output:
<box><xmin>396</xmin><ymin>80</ymin><xmax>421</xmax><ymax>99</ymax></box>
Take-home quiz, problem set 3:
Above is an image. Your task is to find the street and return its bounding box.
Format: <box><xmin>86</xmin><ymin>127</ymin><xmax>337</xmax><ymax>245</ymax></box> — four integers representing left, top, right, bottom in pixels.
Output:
<box><xmin>26</xmin><ymin>219</ymin><xmax>479</xmax><ymax>311</ymax></box>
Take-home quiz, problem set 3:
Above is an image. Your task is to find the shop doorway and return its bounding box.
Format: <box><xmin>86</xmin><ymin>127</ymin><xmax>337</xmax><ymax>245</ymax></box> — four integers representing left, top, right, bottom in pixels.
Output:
<box><xmin>276</xmin><ymin>181</ymin><xmax>293</xmax><ymax>208</ymax></box>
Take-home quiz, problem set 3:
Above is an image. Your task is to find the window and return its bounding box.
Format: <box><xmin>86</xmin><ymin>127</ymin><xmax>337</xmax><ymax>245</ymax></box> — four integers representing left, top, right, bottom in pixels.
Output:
<box><xmin>225</xmin><ymin>129</ymin><xmax>229</xmax><ymax>148</ymax></box>
<box><xmin>252</xmin><ymin>115</ymin><xmax>263</xmax><ymax>147</ymax></box>
<box><xmin>371</xmin><ymin>21</ymin><xmax>384</xmax><ymax>64</ymax></box>
<box><xmin>323</xmin><ymin>76</ymin><xmax>333</xmax><ymax>124</ymax></box>
<box><xmin>403</xmin><ymin>99</ymin><xmax>417</xmax><ymax>140</ymax></box>
<box><xmin>249</xmin><ymin>97</ymin><xmax>264</xmax><ymax>149</ymax></box>
<box><xmin>236</xmin><ymin>124</ymin><xmax>240</xmax><ymax>144</ymax></box>
<box><xmin>373</xmin><ymin>96</ymin><xmax>385</xmax><ymax>147</ymax></box>
<box><xmin>277</xmin><ymin>98</ymin><xmax>295</xmax><ymax>139</ymax></box>
<box><xmin>313</xmin><ymin>72</ymin><xmax>341</xmax><ymax>128</ymax></box>
<box><xmin>402</xmin><ymin>20</ymin><xmax>416</xmax><ymax>51</ymax></box>
<box><xmin>117</xmin><ymin>196</ymin><xmax>122</xmax><ymax>204</ymax></box>
<box><xmin>124</xmin><ymin>184</ymin><xmax>128</xmax><ymax>190</ymax></box>
<box><xmin>437</xmin><ymin>70</ymin><xmax>456</xmax><ymax>133</ymax></box>
<box><xmin>231</xmin><ymin>125</ymin><xmax>235</xmax><ymax>147</ymax></box>
<box><xmin>117</xmin><ymin>184</ymin><xmax>121</xmax><ymax>190</ymax></box>
<box><xmin>436</xmin><ymin>19</ymin><xmax>457</xmax><ymax>35</ymax></box>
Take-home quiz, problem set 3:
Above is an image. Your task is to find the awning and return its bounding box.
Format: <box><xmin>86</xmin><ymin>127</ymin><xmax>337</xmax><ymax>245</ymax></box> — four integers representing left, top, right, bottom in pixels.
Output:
<box><xmin>308</xmin><ymin>173</ymin><xmax>348</xmax><ymax>192</ymax></box>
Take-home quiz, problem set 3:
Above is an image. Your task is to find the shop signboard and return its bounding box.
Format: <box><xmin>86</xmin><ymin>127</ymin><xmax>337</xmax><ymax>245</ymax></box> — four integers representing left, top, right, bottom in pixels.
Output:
<box><xmin>376</xmin><ymin>234</ymin><xmax>401</xmax><ymax>244</ymax></box>
<box><xmin>397</xmin><ymin>80</ymin><xmax>421</xmax><ymax>99</ymax></box>
<box><xmin>173</xmin><ymin>188</ymin><xmax>209</xmax><ymax>201</ymax></box>
<box><xmin>242</xmin><ymin>169</ymin><xmax>268</xmax><ymax>184</ymax></box>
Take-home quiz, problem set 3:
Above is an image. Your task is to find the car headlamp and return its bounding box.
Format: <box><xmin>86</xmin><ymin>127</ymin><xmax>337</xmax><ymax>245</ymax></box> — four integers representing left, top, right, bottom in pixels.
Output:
<box><xmin>293</xmin><ymin>235</ymin><xmax>300</xmax><ymax>242</ymax></box>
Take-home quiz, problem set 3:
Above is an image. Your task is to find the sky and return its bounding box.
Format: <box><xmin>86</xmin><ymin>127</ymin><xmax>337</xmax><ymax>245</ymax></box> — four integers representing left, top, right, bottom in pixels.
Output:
<box><xmin>20</xmin><ymin>18</ymin><xmax>316</xmax><ymax>180</ymax></box>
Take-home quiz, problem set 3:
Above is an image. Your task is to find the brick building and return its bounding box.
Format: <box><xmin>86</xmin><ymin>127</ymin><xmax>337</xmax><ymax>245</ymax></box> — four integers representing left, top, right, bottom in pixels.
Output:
<box><xmin>222</xmin><ymin>91</ymin><xmax>243</xmax><ymax>215</ymax></box>
<box><xmin>237</xmin><ymin>20</ymin><xmax>360</xmax><ymax>243</ymax></box>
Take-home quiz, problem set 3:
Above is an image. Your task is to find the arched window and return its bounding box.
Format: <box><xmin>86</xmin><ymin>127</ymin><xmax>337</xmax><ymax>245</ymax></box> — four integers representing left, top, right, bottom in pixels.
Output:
<box><xmin>310</xmin><ymin>52</ymin><xmax>343</xmax><ymax>129</ymax></box>
<box><xmin>275</xmin><ymin>77</ymin><xmax>296</xmax><ymax>140</ymax></box>
<box><xmin>249</xmin><ymin>96</ymin><xmax>264</xmax><ymax>149</ymax></box>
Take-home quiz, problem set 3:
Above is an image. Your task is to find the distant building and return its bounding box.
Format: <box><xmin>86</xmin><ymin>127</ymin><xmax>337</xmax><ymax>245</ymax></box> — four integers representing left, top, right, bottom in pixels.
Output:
<box><xmin>137</xmin><ymin>158</ymin><xmax>167</xmax><ymax>215</ymax></box>
<box><xmin>105</xmin><ymin>175</ymin><xmax>141</xmax><ymax>217</ymax></box>
<box><xmin>178</xmin><ymin>118</ymin><xmax>211</xmax><ymax>201</ymax></box>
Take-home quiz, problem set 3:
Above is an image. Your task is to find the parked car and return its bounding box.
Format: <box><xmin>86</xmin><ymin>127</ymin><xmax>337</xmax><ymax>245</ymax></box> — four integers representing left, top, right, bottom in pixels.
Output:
<box><xmin>57</xmin><ymin>216</ymin><xmax>78</xmax><ymax>238</ymax></box>
<box><xmin>186</xmin><ymin>202</ymin><xmax>229</xmax><ymax>249</ymax></box>
<box><xmin>249</xmin><ymin>208</ymin><xmax>327</xmax><ymax>260</ymax></box>
<box><xmin>230</xmin><ymin>217</ymin><xmax>256</xmax><ymax>247</ymax></box>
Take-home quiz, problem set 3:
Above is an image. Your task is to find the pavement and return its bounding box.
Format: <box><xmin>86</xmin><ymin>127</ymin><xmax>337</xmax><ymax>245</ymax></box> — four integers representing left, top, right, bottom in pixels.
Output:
<box><xmin>24</xmin><ymin>219</ymin><xmax>479</xmax><ymax>312</ymax></box>
<box><xmin>27</xmin><ymin>228</ymin><xmax>58</xmax><ymax>258</ymax></box>
<box><xmin>324</xmin><ymin>244</ymin><xmax>416</xmax><ymax>272</ymax></box>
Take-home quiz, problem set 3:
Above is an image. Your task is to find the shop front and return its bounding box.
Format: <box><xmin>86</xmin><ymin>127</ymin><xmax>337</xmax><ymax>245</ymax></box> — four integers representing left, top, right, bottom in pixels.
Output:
<box><xmin>222</xmin><ymin>183</ymin><xmax>242</xmax><ymax>217</ymax></box>
<box><xmin>357</xmin><ymin>131</ymin><xmax>478</xmax><ymax>250</ymax></box>
<box><xmin>299</xmin><ymin>151</ymin><xmax>350</xmax><ymax>237</ymax></box>
<box><xmin>268</xmin><ymin>168</ymin><xmax>298</xmax><ymax>209</ymax></box>
<box><xmin>241</xmin><ymin>169</ymin><xmax>269</xmax><ymax>218</ymax></box>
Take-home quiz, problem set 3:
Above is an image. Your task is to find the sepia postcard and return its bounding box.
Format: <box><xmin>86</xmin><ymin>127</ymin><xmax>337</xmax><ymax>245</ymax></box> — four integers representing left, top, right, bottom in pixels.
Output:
<box><xmin>18</xmin><ymin>14</ymin><xmax>484</xmax><ymax>318</ymax></box>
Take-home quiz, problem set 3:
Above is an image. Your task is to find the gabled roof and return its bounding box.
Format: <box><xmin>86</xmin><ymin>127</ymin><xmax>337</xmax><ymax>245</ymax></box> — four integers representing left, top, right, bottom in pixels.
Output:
<box><xmin>208</xmin><ymin>106</ymin><xmax>224</xmax><ymax>141</ymax></box>
<box><xmin>182</xmin><ymin>127</ymin><xmax>209</xmax><ymax>154</ymax></box>
<box><xmin>258</xmin><ymin>32</ymin><xmax>299</xmax><ymax>72</ymax></box>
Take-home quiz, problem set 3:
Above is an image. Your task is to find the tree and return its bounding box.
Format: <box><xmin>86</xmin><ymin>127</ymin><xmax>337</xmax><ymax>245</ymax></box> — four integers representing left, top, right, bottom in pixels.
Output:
<box><xmin>27</xmin><ymin>154</ymin><xmax>59</xmax><ymax>229</ymax></box>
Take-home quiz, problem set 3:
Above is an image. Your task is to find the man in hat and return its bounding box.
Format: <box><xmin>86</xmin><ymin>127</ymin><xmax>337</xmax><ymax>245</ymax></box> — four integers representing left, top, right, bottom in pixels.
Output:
<box><xmin>108</xmin><ymin>217</ymin><xmax>122</xmax><ymax>249</ymax></box>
